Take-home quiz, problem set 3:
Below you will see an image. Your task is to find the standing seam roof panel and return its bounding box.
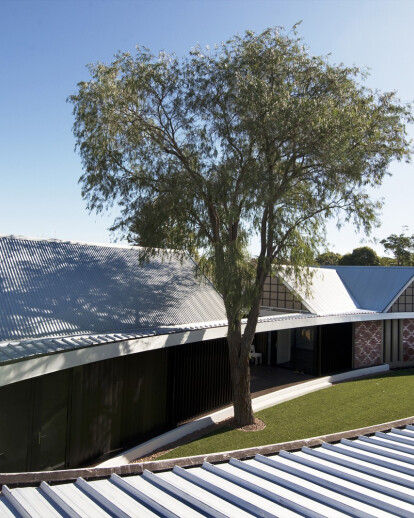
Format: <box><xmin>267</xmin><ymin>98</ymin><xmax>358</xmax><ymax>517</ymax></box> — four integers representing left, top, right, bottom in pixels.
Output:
<box><xmin>1</xmin><ymin>427</ymin><xmax>414</xmax><ymax>516</ymax></box>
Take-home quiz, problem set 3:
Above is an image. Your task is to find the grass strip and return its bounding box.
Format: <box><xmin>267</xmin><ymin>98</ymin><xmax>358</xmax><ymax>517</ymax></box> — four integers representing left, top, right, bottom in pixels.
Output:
<box><xmin>159</xmin><ymin>368</ymin><xmax>414</xmax><ymax>460</ymax></box>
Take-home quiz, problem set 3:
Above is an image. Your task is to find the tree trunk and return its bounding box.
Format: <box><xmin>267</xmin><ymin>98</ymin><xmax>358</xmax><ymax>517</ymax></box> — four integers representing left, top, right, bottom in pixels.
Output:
<box><xmin>223</xmin><ymin>250</ymin><xmax>270</xmax><ymax>427</ymax></box>
<box><xmin>227</xmin><ymin>322</ymin><xmax>255</xmax><ymax>427</ymax></box>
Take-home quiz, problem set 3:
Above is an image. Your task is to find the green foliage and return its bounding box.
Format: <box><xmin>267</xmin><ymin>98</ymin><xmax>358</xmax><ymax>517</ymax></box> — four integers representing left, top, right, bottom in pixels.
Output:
<box><xmin>159</xmin><ymin>369</ymin><xmax>414</xmax><ymax>459</ymax></box>
<box><xmin>315</xmin><ymin>251</ymin><xmax>342</xmax><ymax>265</ymax></box>
<box><xmin>69</xmin><ymin>27</ymin><xmax>411</xmax><ymax>315</ymax></box>
<box><xmin>381</xmin><ymin>228</ymin><xmax>414</xmax><ymax>265</ymax></box>
<box><xmin>379</xmin><ymin>255</ymin><xmax>397</xmax><ymax>266</ymax></box>
<box><xmin>69</xmin><ymin>26</ymin><xmax>412</xmax><ymax>423</ymax></box>
<box><xmin>338</xmin><ymin>246</ymin><xmax>380</xmax><ymax>266</ymax></box>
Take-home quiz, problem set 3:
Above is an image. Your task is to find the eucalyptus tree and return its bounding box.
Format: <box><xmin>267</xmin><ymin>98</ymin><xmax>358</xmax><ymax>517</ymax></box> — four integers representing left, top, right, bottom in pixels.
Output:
<box><xmin>70</xmin><ymin>27</ymin><xmax>412</xmax><ymax>426</ymax></box>
<box><xmin>381</xmin><ymin>228</ymin><xmax>414</xmax><ymax>265</ymax></box>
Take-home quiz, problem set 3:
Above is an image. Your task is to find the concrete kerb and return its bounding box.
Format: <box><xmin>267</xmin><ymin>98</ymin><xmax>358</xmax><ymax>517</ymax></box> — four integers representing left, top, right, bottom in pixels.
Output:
<box><xmin>97</xmin><ymin>363</ymin><xmax>390</xmax><ymax>468</ymax></box>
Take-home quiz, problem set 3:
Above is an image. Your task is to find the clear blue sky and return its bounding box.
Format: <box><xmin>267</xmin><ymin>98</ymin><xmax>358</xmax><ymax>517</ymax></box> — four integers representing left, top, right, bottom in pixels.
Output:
<box><xmin>1</xmin><ymin>0</ymin><xmax>413</xmax><ymax>256</ymax></box>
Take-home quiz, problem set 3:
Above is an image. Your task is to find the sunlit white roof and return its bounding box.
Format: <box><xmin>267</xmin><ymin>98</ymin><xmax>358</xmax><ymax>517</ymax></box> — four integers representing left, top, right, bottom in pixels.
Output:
<box><xmin>280</xmin><ymin>267</ymin><xmax>360</xmax><ymax>315</ymax></box>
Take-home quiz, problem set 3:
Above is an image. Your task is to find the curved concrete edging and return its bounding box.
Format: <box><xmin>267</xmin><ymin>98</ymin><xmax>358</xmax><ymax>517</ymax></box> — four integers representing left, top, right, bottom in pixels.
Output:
<box><xmin>98</xmin><ymin>363</ymin><xmax>390</xmax><ymax>468</ymax></box>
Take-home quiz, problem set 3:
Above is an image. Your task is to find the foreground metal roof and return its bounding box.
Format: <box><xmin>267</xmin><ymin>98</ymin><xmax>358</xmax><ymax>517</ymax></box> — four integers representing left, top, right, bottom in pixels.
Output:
<box><xmin>325</xmin><ymin>266</ymin><xmax>414</xmax><ymax>312</ymax></box>
<box><xmin>0</xmin><ymin>235</ymin><xmax>226</xmax><ymax>342</ymax></box>
<box><xmin>1</xmin><ymin>426</ymin><xmax>414</xmax><ymax>516</ymax></box>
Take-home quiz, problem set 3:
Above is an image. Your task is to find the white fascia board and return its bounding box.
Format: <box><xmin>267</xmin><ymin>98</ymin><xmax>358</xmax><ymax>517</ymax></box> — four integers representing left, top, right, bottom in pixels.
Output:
<box><xmin>255</xmin><ymin>311</ymin><xmax>414</xmax><ymax>333</ymax></box>
<box><xmin>0</xmin><ymin>325</ymin><xmax>228</xmax><ymax>388</ymax></box>
<box><xmin>2</xmin><ymin>311</ymin><xmax>414</xmax><ymax>388</ymax></box>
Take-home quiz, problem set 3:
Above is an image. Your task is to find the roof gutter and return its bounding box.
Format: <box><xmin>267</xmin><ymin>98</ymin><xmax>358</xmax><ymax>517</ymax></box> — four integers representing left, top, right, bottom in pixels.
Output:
<box><xmin>1</xmin><ymin>311</ymin><xmax>414</xmax><ymax>387</ymax></box>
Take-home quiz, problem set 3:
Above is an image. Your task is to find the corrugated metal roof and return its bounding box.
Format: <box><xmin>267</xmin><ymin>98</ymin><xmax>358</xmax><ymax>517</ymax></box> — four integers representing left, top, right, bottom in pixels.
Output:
<box><xmin>0</xmin><ymin>235</ymin><xmax>226</xmax><ymax>342</ymax></box>
<box><xmin>0</xmin><ymin>309</ymin><xmax>379</xmax><ymax>368</ymax></box>
<box><xmin>324</xmin><ymin>266</ymin><xmax>414</xmax><ymax>312</ymax></box>
<box><xmin>0</xmin><ymin>328</ymin><xmax>162</xmax><ymax>364</ymax></box>
<box><xmin>2</xmin><ymin>426</ymin><xmax>414</xmax><ymax>516</ymax></box>
<box><xmin>1</xmin><ymin>236</ymin><xmax>411</xmax><ymax>369</ymax></box>
<box><xmin>280</xmin><ymin>267</ymin><xmax>360</xmax><ymax>315</ymax></box>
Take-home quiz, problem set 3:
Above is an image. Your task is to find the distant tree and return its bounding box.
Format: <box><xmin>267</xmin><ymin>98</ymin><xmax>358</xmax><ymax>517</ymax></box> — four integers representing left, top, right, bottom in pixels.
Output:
<box><xmin>381</xmin><ymin>229</ymin><xmax>414</xmax><ymax>265</ymax></box>
<box><xmin>315</xmin><ymin>251</ymin><xmax>342</xmax><ymax>266</ymax></box>
<box><xmin>379</xmin><ymin>256</ymin><xmax>396</xmax><ymax>266</ymax></box>
<box><xmin>70</xmin><ymin>26</ymin><xmax>412</xmax><ymax>426</ymax></box>
<box><xmin>339</xmin><ymin>246</ymin><xmax>380</xmax><ymax>266</ymax></box>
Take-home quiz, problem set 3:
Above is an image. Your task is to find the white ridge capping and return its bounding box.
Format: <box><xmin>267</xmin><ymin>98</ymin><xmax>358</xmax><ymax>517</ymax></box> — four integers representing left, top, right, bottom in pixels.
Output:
<box><xmin>97</xmin><ymin>364</ymin><xmax>389</xmax><ymax>468</ymax></box>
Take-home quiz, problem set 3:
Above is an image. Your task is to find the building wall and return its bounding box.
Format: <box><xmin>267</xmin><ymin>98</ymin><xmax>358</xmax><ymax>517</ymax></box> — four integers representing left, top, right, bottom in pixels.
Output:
<box><xmin>354</xmin><ymin>321</ymin><xmax>383</xmax><ymax>368</ymax></box>
<box><xmin>402</xmin><ymin>319</ymin><xmax>414</xmax><ymax>362</ymax></box>
<box><xmin>0</xmin><ymin>337</ymin><xmax>231</xmax><ymax>473</ymax></box>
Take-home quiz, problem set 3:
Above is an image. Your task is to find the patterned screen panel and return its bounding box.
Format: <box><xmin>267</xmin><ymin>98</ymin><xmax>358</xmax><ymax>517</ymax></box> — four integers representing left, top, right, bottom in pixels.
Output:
<box><xmin>261</xmin><ymin>276</ymin><xmax>306</xmax><ymax>311</ymax></box>
<box><xmin>389</xmin><ymin>280</ymin><xmax>414</xmax><ymax>312</ymax></box>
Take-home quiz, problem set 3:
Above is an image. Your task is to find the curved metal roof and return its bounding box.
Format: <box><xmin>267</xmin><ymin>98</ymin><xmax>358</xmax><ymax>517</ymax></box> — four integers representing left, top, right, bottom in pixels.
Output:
<box><xmin>0</xmin><ymin>236</ymin><xmax>226</xmax><ymax>342</ymax></box>
<box><xmin>0</xmin><ymin>310</ymin><xmax>380</xmax><ymax>370</ymax></box>
<box><xmin>2</xmin><ymin>236</ymin><xmax>414</xmax><ymax>371</ymax></box>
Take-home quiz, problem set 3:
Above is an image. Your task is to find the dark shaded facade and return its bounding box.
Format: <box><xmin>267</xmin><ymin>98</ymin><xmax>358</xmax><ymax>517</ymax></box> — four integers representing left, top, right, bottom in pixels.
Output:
<box><xmin>258</xmin><ymin>323</ymin><xmax>353</xmax><ymax>377</ymax></box>
<box><xmin>0</xmin><ymin>337</ymin><xmax>231</xmax><ymax>473</ymax></box>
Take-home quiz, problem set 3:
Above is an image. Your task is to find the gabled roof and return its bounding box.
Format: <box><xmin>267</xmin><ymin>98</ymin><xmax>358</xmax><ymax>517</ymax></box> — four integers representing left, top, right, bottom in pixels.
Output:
<box><xmin>279</xmin><ymin>267</ymin><xmax>362</xmax><ymax>315</ymax></box>
<box><xmin>324</xmin><ymin>266</ymin><xmax>414</xmax><ymax>312</ymax></box>
<box><xmin>0</xmin><ymin>235</ymin><xmax>226</xmax><ymax>342</ymax></box>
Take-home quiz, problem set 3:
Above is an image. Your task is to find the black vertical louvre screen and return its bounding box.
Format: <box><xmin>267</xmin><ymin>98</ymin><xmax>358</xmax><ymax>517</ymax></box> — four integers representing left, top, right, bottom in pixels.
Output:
<box><xmin>171</xmin><ymin>337</ymin><xmax>232</xmax><ymax>424</ymax></box>
<box><xmin>0</xmin><ymin>336</ymin><xmax>232</xmax><ymax>472</ymax></box>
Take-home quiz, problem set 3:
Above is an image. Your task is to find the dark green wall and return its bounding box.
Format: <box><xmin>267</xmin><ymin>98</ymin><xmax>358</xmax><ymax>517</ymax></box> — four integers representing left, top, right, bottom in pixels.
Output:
<box><xmin>0</xmin><ymin>337</ymin><xmax>231</xmax><ymax>473</ymax></box>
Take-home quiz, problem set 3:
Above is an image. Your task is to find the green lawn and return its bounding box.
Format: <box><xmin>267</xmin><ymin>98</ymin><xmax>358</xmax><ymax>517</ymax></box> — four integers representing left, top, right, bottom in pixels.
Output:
<box><xmin>159</xmin><ymin>368</ymin><xmax>414</xmax><ymax>460</ymax></box>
